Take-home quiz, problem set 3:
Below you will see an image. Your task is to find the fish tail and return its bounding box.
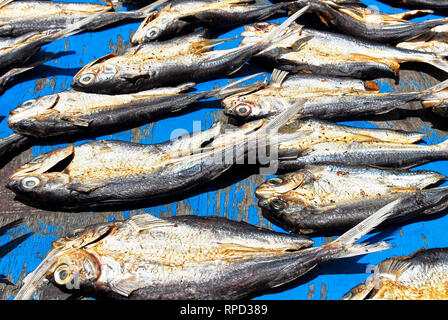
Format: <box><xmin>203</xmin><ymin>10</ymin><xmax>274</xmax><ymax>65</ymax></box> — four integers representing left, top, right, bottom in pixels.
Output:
<box><xmin>253</xmin><ymin>5</ymin><xmax>311</xmax><ymax>54</ymax></box>
<box><xmin>437</xmin><ymin>139</ymin><xmax>448</xmax><ymax>153</ymax></box>
<box><xmin>426</xmin><ymin>55</ymin><xmax>448</xmax><ymax>75</ymax></box>
<box><xmin>318</xmin><ymin>199</ymin><xmax>401</xmax><ymax>261</ymax></box>
<box><xmin>421</xmin><ymin>78</ymin><xmax>448</xmax><ymax>108</ymax></box>
<box><xmin>135</xmin><ymin>0</ymin><xmax>168</xmax><ymax>16</ymax></box>
<box><xmin>206</xmin><ymin>72</ymin><xmax>266</xmax><ymax>99</ymax></box>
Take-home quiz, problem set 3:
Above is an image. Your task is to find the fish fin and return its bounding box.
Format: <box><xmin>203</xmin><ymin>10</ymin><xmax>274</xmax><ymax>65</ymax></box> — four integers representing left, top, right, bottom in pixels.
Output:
<box><xmin>321</xmin><ymin>199</ymin><xmax>402</xmax><ymax>260</ymax></box>
<box><xmin>289</xmin><ymin>35</ymin><xmax>313</xmax><ymax>51</ymax></box>
<box><xmin>389</xmin><ymin>10</ymin><xmax>433</xmax><ymax>21</ymax></box>
<box><xmin>364</xmin><ymin>80</ymin><xmax>380</xmax><ymax>92</ymax></box>
<box><xmin>423</xmin><ymin>78</ymin><xmax>448</xmax><ymax>95</ymax></box>
<box><xmin>126</xmin><ymin>214</ymin><xmax>176</xmax><ymax>231</ymax></box>
<box><xmin>132</xmin><ymin>82</ymin><xmax>196</xmax><ymax>97</ymax></box>
<box><xmin>269</xmin><ymin>68</ymin><xmax>289</xmax><ymax>88</ymax></box>
<box><xmin>61</xmin><ymin>115</ymin><xmax>92</xmax><ymax>127</ymax></box>
<box><xmin>437</xmin><ymin>139</ymin><xmax>448</xmax><ymax>153</ymax></box>
<box><xmin>375</xmin><ymin>258</ymin><xmax>412</xmax><ymax>279</ymax></box>
<box><xmin>110</xmin><ymin>276</ymin><xmax>147</xmax><ymax>297</ymax></box>
<box><xmin>67</xmin><ymin>182</ymin><xmax>108</xmax><ymax>193</ymax></box>
<box><xmin>135</xmin><ymin>0</ymin><xmax>169</xmax><ymax>15</ymax></box>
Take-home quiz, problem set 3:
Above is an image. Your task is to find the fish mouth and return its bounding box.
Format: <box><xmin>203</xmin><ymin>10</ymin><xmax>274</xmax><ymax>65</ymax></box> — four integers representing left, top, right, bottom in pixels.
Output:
<box><xmin>255</xmin><ymin>187</ymin><xmax>276</xmax><ymax>200</ymax></box>
<box><xmin>5</xmin><ymin>179</ymin><xmax>18</xmax><ymax>191</ymax></box>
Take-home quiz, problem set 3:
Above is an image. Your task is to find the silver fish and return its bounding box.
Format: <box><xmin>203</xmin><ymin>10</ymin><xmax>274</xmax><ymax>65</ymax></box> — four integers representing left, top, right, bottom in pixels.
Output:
<box><xmin>0</xmin><ymin>0</ymin><xmax>165</xmax><ymax>37</ymax></box>
<box><xmin>70</xmin><ymin>7</ymin><xmax>311</xmax><ymax>94</ymax></box>
<box><xmin>278</xmin><ymin>139</ymin><xmax>448</xmax><ymax>170</ymax></box>
<box><xmin>6</xmin><ymin>98</ymin><xmax>305</xmax><ymax>209</ymax></box>
<box><xmin>14</xmin><ymin>200</ymin><xmax>400</xmax><ymax>300</ymax></box>
<box><xmin>131</xmin><ymin>0</ymin><xmax>297</xmax><ymax>44</ymax></box>
<box><xmin>304</xmin><ymin>0</ymin><xmax>448</xmax><ymax>44</ymax></box>
<box><xmin>240</xmin><ymin>21</ymin><xmax>448</xmax><ymax>78</ymax></box>
<box><xmin>0</xmin><ymin>8</ymin><xmax>110</xmax><ymax>71</ymax></box>
<box><xmin>256</xmin><ymin>164</ymin><xmax>447</xmax><ymax>233</ymax></box>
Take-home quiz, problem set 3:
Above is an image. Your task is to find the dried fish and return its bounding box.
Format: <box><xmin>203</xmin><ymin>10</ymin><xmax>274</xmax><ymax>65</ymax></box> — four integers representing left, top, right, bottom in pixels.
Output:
<box><xmin>278</xmin><ymin>139</ymin><xmax>448</xmax><ymax>170</ymax></box>
<box><xmin>240</xmin><ymin>21</ymin><xmax>448</xmax><ymax>78</ymax></box>
<box><xmin>305</xmin><ymin>0</ymin><xmax>448</xmax><ymax>44</ymax></box>
<box><xmin>342</xmin><ymin>248</ymin><xmax>448</xmax><ymax>300</ymax></box>
<box><xmin>71</xmin><ymin>7</ymin><xmax>310</xmax><ymax>94</ymax></box>
<box><xmin>222</xmin><ymin>70</ymin><xmax>448</xmax><ymax>120</ymax></box>
<box><xmin>14</xmin><ymin>200</ymin><xmax>400</xmax><ymax>300</ymax></box>
<box><xmin>0</xmin><ymin>8</ymin><xmax>110</xmax><ymax>72</ymax></box>
<box><xmin>275</xmin><ymin>118</ymin><xmax>426</xmax><ymax>157</ymax></box>
<box><xmin>1</xmin><ymin>74</ymin><xmax>258</xmax><ymax>159</ymax></box>
<box><xmin>130</xmin><ymin>0</ymin><xmax>297</xmax><ymax>44</ymax></box>
<box><xmin>0</xmin><ymin>0</ymin><xmax>165</xmax><ymax>37</ymax></box>
<box><xmin>256</xmin><ymin>164</ymin><xmax>447</xmax><ymax>233</ymax></box>
<box><xmin>397</xmin><ymin>24</ymin><xmax>448</xmax><ymax>56</ymax></box>
<box><xmin>5</xmin><ymin>98</ymin><xmax>305</xmax><ymax>209</ymax></box>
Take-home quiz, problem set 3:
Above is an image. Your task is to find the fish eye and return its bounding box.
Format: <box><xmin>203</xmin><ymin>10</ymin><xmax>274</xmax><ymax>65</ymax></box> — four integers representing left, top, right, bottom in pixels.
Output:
<box><xmin>54</xmin><ymin>264</ymin><xmax>72</xmax><ymax>285</ymax></box>
<box><xmin>20</xmin><ymin>99</ymin><xmax>36</xmax><ymax>108</ymax></box>
<box><xmin>234</xmin><ymin>103</ymin><xmax>252</xmax><ymax>117</ymax></box>
<box><xmin>146</xmin><ymin>28</ymin><xmax>159</xmax><ymax>39</ymax></box>
<box><xmin>21</xmin><ymin>176</ymin><xmax>40</xmax><ymax>190</ymax></box>
<box><xmin>270</xmin><ymin>198</ymin><xmax>287</xmax><ymax>211</ymax></box>
<box><xmin>68</xmin><ymin>228</ymin><xmax>85</xmax><ymax>239</ymax></box>
<box><xmin>79</xmin><ymin>73</ymin><xmax>96</xmax><ymax>85</ymax></box>
<box><xmin>267</xmin><ymin>178</ymin><xmax>283</xmax><ymax>186</ymax></box>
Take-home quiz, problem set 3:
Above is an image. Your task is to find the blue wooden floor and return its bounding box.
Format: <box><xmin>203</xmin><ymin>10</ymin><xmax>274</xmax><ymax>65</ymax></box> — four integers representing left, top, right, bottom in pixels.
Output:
<box><xmin>0</xmin><ymin>0</ymin><xmax>447</xmax><ymax>300</ymax></box>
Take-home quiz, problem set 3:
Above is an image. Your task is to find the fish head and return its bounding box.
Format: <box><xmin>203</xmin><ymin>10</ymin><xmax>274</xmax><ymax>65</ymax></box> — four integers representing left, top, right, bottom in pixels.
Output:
<box><xmin>256</xmin><ymin>171</ymin><xmax>316</xmax><ymax>231</ymax></box>
<box><xmin>222</xmin><ymin>90</ymin><xmax>274</xmax><ymax>120</ymax></box>
<box><xmin>131</xmin><ymin>10</ymin><xmax>184</xmax><ymax>44</ymax></box>
<box><xmin>255</xmin><ymin>172</ymin><xmax>307</xmax><ymax>200</ymax></box>
<box><xmin>71</xmin><ymin>54</ymin><xmax>119</xmax><ymax>93</ymax></box>
<box><xmin>341</xmin><ymin>277</ymin><xmax>376</xmax><ymax>300</ymax></box>
<box><xmin>8</xmin><ymin>94</ymin><xmax>60</xmax><ymax>135</ymax></box>
<box><xmin>14</xmin><ymin>223</ymin><xmax>111</xmax><ymax>300</ymax></box>
<box><xmin>48</xmin><ymin>248</ymin><xmax>101</xmax><ymax>292</ymax></box>
<box><xmin>6</xmin><ymin>145</ymin><xmax>74</xmax><ymax>204</ymax></box>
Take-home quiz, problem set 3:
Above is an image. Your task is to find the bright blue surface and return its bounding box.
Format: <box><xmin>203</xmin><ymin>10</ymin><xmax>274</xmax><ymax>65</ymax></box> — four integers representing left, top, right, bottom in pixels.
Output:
<box><xmin>0</xmin><ymin>0</ymin><xmax>447</xmax><ymax>300</ymax></box>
